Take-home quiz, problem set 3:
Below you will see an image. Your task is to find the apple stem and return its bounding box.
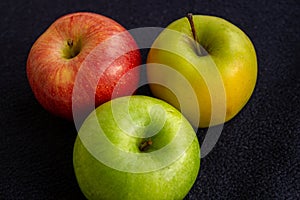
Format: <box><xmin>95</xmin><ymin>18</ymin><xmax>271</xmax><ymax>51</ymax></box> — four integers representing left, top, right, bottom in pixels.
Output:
<box><xmin>66</xmin><ymin>39</ymin><xmax>78</xmax><ymax>58</ymax></box>
<box><xmin>67</xmin><ymin>39</ymin><xmax>73</xmax><ymax>48</ymax></box>
<box><xmin>139</xmin><ymin>139</ymin><xmax>153</xmax><ymax>152</ymax></box>
<box><xmin>186</xmin><ymin>13</ymin><xmax>202</xmax><ymax>56</ymax></box>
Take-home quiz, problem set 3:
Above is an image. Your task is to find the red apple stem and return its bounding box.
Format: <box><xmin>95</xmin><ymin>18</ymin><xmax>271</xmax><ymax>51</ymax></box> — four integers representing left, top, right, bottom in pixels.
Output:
<box><xmin>139</xmin><ymin>139</ymin><xmax>153</xmax><ymax>152</ymax></box>
<box><xmin>186</xmin><ymin>13</ymin><xmax>202</xmax><ymax>56</ymax></box>
<box><xmin>66</xmin><ymin>39</ymin><xmax>79</xmax><ymax>59</ymax></box>
<box><xmin>67</xmin><ymin>39</ymin><xmax>73</xmax><ymax>48</ymax></box>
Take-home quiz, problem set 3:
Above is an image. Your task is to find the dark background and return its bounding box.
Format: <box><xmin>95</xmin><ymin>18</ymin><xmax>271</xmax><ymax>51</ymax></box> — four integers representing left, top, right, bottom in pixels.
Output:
<box><xmin>0</xmin><ymin>0</ymin><xmax>299</xmax><ymax>199</ymax></box>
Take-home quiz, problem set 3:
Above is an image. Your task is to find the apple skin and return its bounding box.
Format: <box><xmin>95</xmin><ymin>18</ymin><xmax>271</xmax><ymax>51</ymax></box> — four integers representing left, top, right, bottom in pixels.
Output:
<box><xmin>147</xmin><ymin>15</ymin><xmax>257</xmax><ymax>127</ymax></box>
<box><xmin>73</xmin><ymin>95</ymin><xmax>200</xmax><ymax>200</ymax></box>
<box><xmin>26</xmin><ymin>12</ymin><xmax>141</xmax><ymax>120</ymax></box>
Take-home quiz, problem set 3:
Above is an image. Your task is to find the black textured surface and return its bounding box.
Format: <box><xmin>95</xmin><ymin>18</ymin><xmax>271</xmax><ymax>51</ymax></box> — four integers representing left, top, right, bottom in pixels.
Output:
<box><xmin>1</xmin><ymin>0</ymin><xmax>300</xmax><ymax>199</ymax></box>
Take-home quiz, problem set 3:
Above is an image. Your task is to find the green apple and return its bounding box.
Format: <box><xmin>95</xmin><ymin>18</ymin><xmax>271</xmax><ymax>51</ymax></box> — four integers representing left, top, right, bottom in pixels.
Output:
<box><xmin>147</xmin><ymin>14</ymin><xmax>257</xmax><ymax>127</ymax></box>
<box><xmin>73</xmin><ymin>95</ymin><xmax>200</xmax><ymax>200</ymax></box>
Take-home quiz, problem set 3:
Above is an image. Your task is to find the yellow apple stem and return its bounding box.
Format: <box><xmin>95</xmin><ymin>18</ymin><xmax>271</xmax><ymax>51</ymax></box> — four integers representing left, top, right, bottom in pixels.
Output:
<box><xmin>186</xmin><ymin>13</ymin><xmax>202</xmax><ymax>56</ymax></box>
<box><xmin>139</xmin><ymin>139</ymin><xmax>153</xmax><ymax>152</ymax></box>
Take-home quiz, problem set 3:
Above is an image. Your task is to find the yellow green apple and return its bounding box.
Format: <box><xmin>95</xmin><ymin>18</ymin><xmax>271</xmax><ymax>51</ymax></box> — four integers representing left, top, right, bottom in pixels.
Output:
<box><xmin>147</xmin><ymin>14</ymin><xmax>257</xmax><ymax>127</ymax></box>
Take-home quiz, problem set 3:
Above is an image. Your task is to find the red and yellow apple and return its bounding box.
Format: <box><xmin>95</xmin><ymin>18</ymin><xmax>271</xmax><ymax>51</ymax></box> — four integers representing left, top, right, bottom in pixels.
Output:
<box><xmin>27</xmin><ymin>12</ymin><xmax>141</xmax><ymax>120</ymax></box>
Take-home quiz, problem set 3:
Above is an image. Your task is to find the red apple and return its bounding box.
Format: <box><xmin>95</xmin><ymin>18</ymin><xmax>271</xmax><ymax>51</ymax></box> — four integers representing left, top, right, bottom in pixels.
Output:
<box><xmin>27</xmin><ymin>12</ymin><xmax>141</xmax><ymax>120</ymax></box>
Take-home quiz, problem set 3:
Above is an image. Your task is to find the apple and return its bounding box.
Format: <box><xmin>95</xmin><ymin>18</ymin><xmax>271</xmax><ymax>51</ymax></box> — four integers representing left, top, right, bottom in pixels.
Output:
<box><xmin>147</xmin><ymin>14</ymin><xmax>257</xmax><ymax>127</ymax></box>
<box><xmin>26</xmin><ymin>12</ymin><xmax>141</xmax><ymax>120</ymax></box>
<box><xmin>73</xmin><ymin>95</ymin><xmax>200</xmax><ymax>200</ymax></box>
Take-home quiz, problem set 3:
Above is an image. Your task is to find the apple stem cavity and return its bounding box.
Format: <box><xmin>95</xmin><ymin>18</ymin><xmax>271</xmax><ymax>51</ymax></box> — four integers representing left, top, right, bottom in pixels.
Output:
<box><xmin>139</xmin><ymin>139</ymin><xmax>153</xmax><ymax>152</ymax></box>
<box><xmin>63</xmin><ymin>39</ymin><xmax>81</xmax><ymax>59</ymax></box>
<box><xmin>186</xmin><ymin>13</ymin><xmax>202</xmax><ymax>56</ymax></box>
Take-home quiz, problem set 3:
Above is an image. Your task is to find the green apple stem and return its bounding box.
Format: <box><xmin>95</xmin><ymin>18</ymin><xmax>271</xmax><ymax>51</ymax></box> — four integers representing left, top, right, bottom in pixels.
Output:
<box><xmin>186</xmin><ymin>13</ymin><xmax>202</xmax><ymax>56</ymax></box>
<box><xmin>139</xmin><ymin>139</ymin><xmax>153</xmax><ymax>152</ymax></box>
